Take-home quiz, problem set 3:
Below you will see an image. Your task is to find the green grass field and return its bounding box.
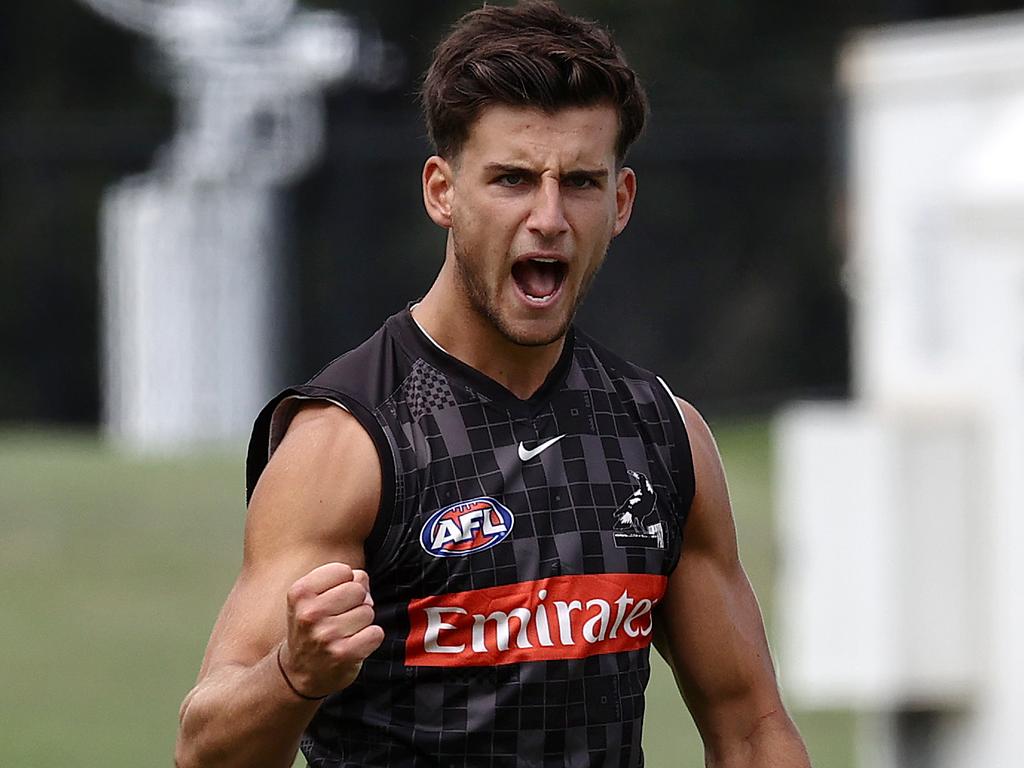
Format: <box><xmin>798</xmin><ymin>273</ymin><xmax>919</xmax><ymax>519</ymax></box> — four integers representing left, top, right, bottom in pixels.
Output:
<box><xmin>0</xmin><ymin>422</ymin><xmax>853</xmax><ymax>766</ymax></box>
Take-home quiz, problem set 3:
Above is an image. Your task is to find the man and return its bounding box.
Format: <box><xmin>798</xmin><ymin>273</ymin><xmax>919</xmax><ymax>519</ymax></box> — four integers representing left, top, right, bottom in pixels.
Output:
<box><xmin>175</xmin><ymin>2</ymin><xmax>811</xmax><ymax>766</ymax></box>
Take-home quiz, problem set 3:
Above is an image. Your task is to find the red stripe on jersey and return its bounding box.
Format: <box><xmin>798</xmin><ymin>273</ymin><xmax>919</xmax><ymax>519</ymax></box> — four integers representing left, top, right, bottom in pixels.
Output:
<box><xmin>405</xmin><ymin>573</ymin><xmax>667</xmax><ymax>667</ymax></box>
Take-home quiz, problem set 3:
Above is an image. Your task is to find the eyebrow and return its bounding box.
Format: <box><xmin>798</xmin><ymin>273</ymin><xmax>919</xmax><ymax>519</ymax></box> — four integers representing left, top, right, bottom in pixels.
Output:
<box><xmin>484</xmin><ymin>163</ymin><xmax>611</xmax><ymax>178</ymax></box>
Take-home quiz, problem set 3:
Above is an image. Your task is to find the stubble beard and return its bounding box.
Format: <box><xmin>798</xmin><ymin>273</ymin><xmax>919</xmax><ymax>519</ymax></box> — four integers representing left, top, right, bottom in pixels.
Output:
<box><xmin>451</xmin><ymin>234</ymin><xmax>605</xmax><ymax>348</ymax></box>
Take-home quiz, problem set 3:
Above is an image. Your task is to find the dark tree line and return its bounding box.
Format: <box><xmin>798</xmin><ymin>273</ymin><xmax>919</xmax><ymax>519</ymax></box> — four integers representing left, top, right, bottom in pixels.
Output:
<box><xmin>0</xmin><ymin>0</ymin><xmax>1020</xmax><ymax>423</ymax></box>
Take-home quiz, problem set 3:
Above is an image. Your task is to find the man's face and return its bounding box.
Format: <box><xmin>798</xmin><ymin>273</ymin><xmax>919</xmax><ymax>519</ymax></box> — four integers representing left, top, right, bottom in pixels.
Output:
<box><xmin>435</xmin><ymin>103</ymin><xmax>636</xmax><ymax>347</ymax></box>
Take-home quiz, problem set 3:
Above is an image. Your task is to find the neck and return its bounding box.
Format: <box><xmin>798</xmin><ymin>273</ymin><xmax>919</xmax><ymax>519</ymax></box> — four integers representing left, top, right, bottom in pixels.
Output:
<box><xmin>412</xmin><ymin>262</ymin><xmax>566</xmax><ymax>401</ymax></box>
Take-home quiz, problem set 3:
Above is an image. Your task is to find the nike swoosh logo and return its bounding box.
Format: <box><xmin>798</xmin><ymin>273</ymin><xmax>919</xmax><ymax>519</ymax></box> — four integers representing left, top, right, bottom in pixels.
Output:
<box><xmin>517</xmin><ymin>434</ymin><xmax>566</xmax><ymax>462</ymax></box>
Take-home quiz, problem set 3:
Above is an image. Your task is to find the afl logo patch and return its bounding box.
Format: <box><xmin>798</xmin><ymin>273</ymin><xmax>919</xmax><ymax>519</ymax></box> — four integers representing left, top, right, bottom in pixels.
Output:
<box><xmin>420</xmin><ymin>497</ymin><xmax>514</xmax><ymax>558</ymax></box>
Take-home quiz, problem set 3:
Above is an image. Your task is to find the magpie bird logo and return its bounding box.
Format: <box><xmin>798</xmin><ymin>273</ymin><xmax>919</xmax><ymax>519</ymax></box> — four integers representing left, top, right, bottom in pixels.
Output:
<box><xmin>612</xmin><ymin>470</ymin><xmax>664</xmax><ymax>550</ymax></box>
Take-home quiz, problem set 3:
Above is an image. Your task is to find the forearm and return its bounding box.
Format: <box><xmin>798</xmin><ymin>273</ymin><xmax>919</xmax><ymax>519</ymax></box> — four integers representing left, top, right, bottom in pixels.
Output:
<box><xmin>704</xmin><ymin>709</ymin><xmax>811</xmax><ymax>768</ymax></box>
<box><xmin>175</xmin><ymin>649</ymin><xmax>320</xmax><ymax>768</ymax></box>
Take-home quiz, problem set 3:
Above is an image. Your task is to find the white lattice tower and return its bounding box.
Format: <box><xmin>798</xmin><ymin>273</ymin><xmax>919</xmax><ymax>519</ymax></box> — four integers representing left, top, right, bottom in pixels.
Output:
<box><xmin>80</xmin><ymin>0</ymin><xmax>376</xmax><ymax>449</ymax></box>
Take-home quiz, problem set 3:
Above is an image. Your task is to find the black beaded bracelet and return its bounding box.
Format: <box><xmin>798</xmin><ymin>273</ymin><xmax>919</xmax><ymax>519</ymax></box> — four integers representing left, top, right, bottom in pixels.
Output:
<box><xmin>276</xmin><ymin>643</ymin><xmax>329</xmax><ymax>702</ymax></box>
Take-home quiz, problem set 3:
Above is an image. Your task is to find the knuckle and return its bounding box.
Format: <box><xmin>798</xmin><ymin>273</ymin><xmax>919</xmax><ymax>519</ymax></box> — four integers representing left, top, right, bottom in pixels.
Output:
<box><xmin>354</xmin><ymin>626</ymin><xmax>386</xmax><ymax>656</ymax></box>
<box><xmin>286</xmin><ymin>582</ymin><xmax>308</xmax><ymax>606</ymax></box>
<box><xmin>352</xmin><ymin>604</ymin><xmax>375</xmax><ymax>626</ymax></box>
<box><xmin>344</xmin><ymin>582</ymin><xmax>368</xmax><ymax>605</ymax></box>
<box><xmin>328</xmin><ymin>638</ymin><xmax>363</xmax><ymax>662</ymax></box>
<box><xmin>362</xmin><ymin>625</ymin><xmax>386</xmax><ymax>651</ymax></box>
<box><xmin>323</xmin><ymin>582</ymin><xmax>362</xmax><ymax>613</ymax></box>
<box><xmin>330</xmin><ymin>562</ymin><xmax>354</xmax><ymax>582</ymax></box>
<box><xmin>310</xmin><ymin>622</ymin><xmax>335</xmax><ymax>646</ymax></box>
<box><xmin>294</xmin><ymin>605</ymin><xmax>320</xmax><ymax>628</ymax></box>
<box><xmin>339</xmin><ymin>604</ymin><xmax>373</xmax><ymax>633</ymax></box>
<box><xmin>369</xmin><ymin>629</ymin><xmax>386</xmax><ymax>652</ymax></box>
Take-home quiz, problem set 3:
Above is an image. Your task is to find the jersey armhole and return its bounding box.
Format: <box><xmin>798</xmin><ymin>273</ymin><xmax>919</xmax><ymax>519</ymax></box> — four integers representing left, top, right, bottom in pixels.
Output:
<box><xmin>245</xmin><ymin>385</ymin><xmax>398</xmax><ymax>558</ymax></box>
<box><xmin>655</xmin><ymin>376</ymin><xmax>697</xmax><ymax>526</ymax></box>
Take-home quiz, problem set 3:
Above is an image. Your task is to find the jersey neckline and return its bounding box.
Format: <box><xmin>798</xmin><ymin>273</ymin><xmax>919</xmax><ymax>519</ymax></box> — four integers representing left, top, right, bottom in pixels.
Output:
<box><xmin>389</xmin><ymin>304</ymin><xmax>576</xmax><ymax>417</ymax></box>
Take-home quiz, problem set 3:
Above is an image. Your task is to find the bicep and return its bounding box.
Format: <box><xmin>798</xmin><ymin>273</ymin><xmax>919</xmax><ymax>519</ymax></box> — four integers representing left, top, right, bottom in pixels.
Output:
<box><xmin>656</xmin><ymin>400</ymin><xmax>782</xmax><ymax>742</ymax></box>
<box><xmin>198</xmin><ymin>403</ymin><xmax>382</xmax><ymax>677</ymax></box>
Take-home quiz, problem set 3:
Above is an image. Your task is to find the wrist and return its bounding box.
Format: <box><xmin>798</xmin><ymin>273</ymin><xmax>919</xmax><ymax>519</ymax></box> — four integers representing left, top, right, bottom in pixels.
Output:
<box><xmin>275</xmin><ymin>643</ymin><xmax>329</xmax><ymax>702</ymax></box>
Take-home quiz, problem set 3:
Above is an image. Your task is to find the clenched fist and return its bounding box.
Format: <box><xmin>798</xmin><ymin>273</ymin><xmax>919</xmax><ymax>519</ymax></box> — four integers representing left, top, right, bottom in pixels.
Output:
<box><xmin>277</xmin><ymin>563</ymin><xmax>385</xmax><ymax>700</ymax></box>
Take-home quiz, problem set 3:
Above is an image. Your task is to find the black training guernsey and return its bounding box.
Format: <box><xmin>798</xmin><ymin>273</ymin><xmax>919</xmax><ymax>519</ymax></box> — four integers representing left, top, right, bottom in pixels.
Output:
<box><xmin>247</xmin><ymin>306</ymin><xmax>695</xmax><ymax>768</ymax></box>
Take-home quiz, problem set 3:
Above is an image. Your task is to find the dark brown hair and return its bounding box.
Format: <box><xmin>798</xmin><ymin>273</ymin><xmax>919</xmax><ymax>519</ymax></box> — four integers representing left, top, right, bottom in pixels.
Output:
<box><xmin>422</xmin><ymin>0</ymin><xmax>648</xmax><ymax>163</ymax></box>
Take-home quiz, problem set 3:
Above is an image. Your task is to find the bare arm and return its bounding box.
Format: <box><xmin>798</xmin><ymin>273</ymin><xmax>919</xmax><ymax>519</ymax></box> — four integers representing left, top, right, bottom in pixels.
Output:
<box><xmin>655</xmin><ymin>400</ymin><xmax>810</xmax><ymax>768</ymax></box>
<box><xmin>175</xmin><ymin>402</ymin><xmax>385</xmax><ymax>768</ymax></box>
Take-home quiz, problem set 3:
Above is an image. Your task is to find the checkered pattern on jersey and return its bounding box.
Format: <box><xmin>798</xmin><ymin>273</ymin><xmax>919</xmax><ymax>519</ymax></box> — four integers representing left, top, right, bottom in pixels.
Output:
<box><xmin>302</xmin><ymin>337</ymin><xmax>689</xmax><ymax>768</ymax></box>
<box><xmin>405</xmin><ymin>358</ymin><xmax>459</xmax><ymax>422</ymax></box>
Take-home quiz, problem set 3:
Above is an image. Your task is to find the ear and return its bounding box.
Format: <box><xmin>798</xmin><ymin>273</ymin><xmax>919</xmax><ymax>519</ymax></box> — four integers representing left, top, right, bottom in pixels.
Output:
<box><xmin>611</xmin><ymin>167</ymin><xmax>637</xmax><ymax>237</ymax></box>
<box><xmin>422</xmin><ymin>155</ymin><xmax>455</xmax><ymax>229</ymax></box>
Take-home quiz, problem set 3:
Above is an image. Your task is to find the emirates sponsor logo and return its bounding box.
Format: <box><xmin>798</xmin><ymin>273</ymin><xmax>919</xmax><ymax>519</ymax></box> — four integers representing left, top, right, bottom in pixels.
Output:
<box><xmin>405</xmin><ymin>573</ymin><xmax>667</xmax><ymax>667</ymax></box>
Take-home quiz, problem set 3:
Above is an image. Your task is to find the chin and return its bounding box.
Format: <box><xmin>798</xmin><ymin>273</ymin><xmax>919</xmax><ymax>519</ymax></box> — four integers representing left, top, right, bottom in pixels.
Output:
<box><xmin>509</xmin><ymin>331</ymin><xmax>565</xmax><ymax>348</ymax></box>
<box><xmin>497</xmin><ymin>315</ymin><xmax>571</xmax><ymax>348</ymax></box>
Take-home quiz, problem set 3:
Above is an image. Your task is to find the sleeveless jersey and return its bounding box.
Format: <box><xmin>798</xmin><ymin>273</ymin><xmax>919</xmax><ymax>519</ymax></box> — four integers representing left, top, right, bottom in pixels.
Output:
<box><xmin>246</xmin><ymin>307</ymin><xmax>695</xmax><ymax>768</ymax></box>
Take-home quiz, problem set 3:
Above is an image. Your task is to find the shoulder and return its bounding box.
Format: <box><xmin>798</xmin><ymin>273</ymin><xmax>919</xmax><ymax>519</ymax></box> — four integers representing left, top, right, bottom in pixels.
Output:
<box><xmin>674</xmin><ymin>399</ymin><xmax>719</xmax><ymax>479</ymax></box>
<box><xmin>672</xmin><ymin>397</ymin><xmax>736</xmax><ymax>556</ymax></box>
<box><xmin>304</xmin><ymin>312</ymin><xmax>414</xmax><ymax>407</ymax></box>
<box><xmin>246</xmin><ymin>401</ymin><xmax>382</xmax><ymax>560</ymax></box>
<box><xmin>277</xmin><ymin>400</ymin><xmax>378</xmax><ymax>467</ymax></box>
<box><xmin>246</xmin><ymin>312</ymin><xmax>414</xmax><ymax>507</ymax></box>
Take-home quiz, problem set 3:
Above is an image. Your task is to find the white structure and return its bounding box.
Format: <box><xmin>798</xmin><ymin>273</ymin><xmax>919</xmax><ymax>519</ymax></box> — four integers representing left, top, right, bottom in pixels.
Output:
<box><xmin>81</xmin><ymin>0</ymin><xmax>389</xmax><ymax>449</ymax></box>
<box><xmin>777</xmin><ymin>13</ymin><xmax>1024</xmax><ymax>768</ymax></box>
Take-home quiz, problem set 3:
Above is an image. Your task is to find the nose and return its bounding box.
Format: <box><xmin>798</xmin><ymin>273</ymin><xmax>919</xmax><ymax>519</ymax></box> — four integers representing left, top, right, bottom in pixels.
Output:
<box><xmin>526</xmin><ymin>177</ymin><xmax>569</xmax><ymax>239</ymax></box>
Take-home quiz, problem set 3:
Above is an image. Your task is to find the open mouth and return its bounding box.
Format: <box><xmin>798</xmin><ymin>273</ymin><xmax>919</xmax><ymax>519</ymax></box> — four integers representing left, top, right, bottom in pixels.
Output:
<box><xmin>511</xmin><ymin>256</ymin><xmax>568</xmax><ymax>304</ymax></box>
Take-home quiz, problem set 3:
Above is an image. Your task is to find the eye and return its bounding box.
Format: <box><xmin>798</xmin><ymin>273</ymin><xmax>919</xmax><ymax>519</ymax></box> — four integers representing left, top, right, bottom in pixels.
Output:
<box><xmin>565</xmin><ymin>175</ymin><xmax>598</xmax><ymax>189</ymax></box>
<box><xmin>497</xmin><ymin>173</ymin><xmax>525</xmax><ymax>187</ymax></box>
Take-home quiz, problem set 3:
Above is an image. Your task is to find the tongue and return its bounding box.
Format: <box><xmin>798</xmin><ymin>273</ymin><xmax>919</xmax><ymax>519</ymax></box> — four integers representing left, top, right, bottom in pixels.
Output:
<box><xmin>512</xmin><ymin>260</ymin><xmax>559</xmax><ymax>298</ymax></box>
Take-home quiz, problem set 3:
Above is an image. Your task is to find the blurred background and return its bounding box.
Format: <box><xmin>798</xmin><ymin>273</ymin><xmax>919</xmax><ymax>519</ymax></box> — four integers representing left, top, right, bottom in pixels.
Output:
<box><xmin>2</xmin><ymin>1</ymin><xmax>1022</xmax><ymax>766</ymax></box>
